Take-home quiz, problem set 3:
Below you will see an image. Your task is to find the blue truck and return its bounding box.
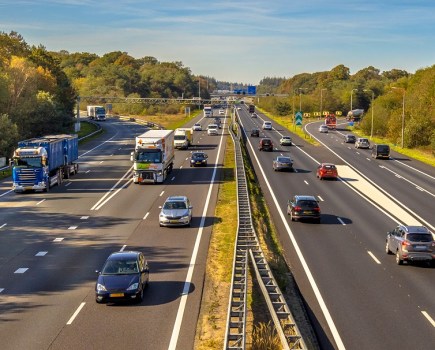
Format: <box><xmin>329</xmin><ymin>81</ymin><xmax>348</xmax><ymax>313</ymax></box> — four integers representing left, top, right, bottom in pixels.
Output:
<box><xmin>12</xmin><ymin>134</ymin><xmax>79</xmax><ymax>192</ymax></box>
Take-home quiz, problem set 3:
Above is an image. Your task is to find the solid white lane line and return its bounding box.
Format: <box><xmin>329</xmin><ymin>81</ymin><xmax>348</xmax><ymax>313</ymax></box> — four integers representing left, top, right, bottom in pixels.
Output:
<box><xmin>168</xmin><ymin>117</ymin><xmax>226</xmax><ymax>350</ymax></box>
<box><xmin>367</xmin><ymin>251</ymin><xmax>381</xmax><ymax>264</ymax></box>
<box><xmin>143</xmin><ymin>212</ymin><xmax>149</xmax><ymax>220</ymax></box>
<box><xmin>35</xmin><ymin>251</ymin><xmax>48</xmax><ymax>256</ymax></box>
<box><xmin>0</xmin><ymin>189</ymin><xmax>13</xmax><ymax>197</ymax></box>
<box><xmin>14</xmin><ymin>268</ymin><xmax>28</xmax><ymax>274</ymax></box>
<box><xmin>66</xmin><ymin>302</ymin><xmax>86</xmax><ymax>325</ymax></box>
<box><xmin>337</xmin><ymin>217</ymin><xmax>346</xmax><ymax>225</ymax></box>
<box><xmin>36</xmin><ymin>199</ymin><xmax>46</xmax><ymax>205</ymax></box>
<box><xmin>0</xmin><ymin>223</ymin><xmax>7</xmax><ymax>229</ymax></box>
<box><xmin>421</xmin><ymin>311</ymin><xmax>435</xmax><ymax>327</ymax></box>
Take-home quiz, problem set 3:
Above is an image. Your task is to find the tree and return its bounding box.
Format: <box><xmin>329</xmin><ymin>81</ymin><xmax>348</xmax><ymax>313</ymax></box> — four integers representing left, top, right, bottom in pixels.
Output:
<box><xmin>0</xmin><ymin>114</ymin><xmax>19</xmax><ymax>158</ymax></box>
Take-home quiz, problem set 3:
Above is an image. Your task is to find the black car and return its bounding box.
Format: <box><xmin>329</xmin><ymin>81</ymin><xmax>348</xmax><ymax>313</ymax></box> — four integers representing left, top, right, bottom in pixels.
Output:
<box><xmin>190</xmin><ymin>151</ymin><xmax>208</xmax><ymax>167</ymax></box>
<box><xmin>95</xmin><ymin>251</ymin><xmax>149</xmax><ymax>303</ymax></box>
<box><xmin>344</xmin><ymin>134</ymin><xmax>356</xmax><ymax>143</ymax></box>
<box><xmin>251</xmin><ymin>128</ymin><xmax>260</xmax><ymax>137</ymax></box>
<box><xmin>371</xmin><ymin>144</ymin><xmax>390</xmax><ymax>159</ymax></box>
<box><xmin>258</xmin><ymin>138</ymin><xmax>273</xmax><ymax>151</ymax></box>
<box><xmin>287</xmin><ymin>195</ymin><xmax>321</xmax><ymax>223</ymax></box>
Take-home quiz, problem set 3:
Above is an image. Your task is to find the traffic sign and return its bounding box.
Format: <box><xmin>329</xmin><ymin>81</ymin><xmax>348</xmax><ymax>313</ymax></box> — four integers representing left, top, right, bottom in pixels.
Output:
<box><xmin>295</xmin><ymin>111</ymin><xmax>303</xmax><ymax>125</ymax></box>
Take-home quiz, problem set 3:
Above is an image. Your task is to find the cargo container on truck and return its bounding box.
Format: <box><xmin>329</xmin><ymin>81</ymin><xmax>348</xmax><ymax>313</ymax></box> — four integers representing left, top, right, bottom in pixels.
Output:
<box><xmin>87</xmin><ymin>105</ymin><xmax>106</xmax><ymax>121</ymax></box>
<box><xmin>347</xmin><ymin>109</ymin><xmax>364</xmax><ymax>122</ymax></box>
<box><xmin>325</xmin><ymin>114</ymin><xmax>337</xmax><ymax>129</ymax></box>
<box><xmin>131</xmin><ymin>130</ymin><xmax>174</xmax><ymax>184</ymax></box>
<box><xmin>174</xmin><ymin>128</ymin><xmax>193</xmax><ymax>149</ymax></box>
<box><xmin>12</xmin><ymin>134</ymin><xmax>79</xmax><ymax>192</ymax></box>
<box><xmin>203</xmin><ymin>105</ymin><xmax>212</xmax><ymax>118</ymax></box>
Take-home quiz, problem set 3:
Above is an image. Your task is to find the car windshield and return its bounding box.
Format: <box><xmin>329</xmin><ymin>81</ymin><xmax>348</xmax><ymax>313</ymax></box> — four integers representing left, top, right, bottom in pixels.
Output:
<box><xmin>164</xmin><ymin>201</ymin><xmax>187</xmax><ymax>210</ymax></box>
<box><xmin>298</xmin><ymin>200</ymin><xmax>318</xmax><ymax>208</ymax></box>
<box><xmin>193</xmin><ymin>153</ymin><xmax>205</xmax><ymax>159</ymax></box>
<box><xmin>407</xmin><ymin>234</ymin><xmax>432</xmax><ymax>242</ymax></box>
<box><xmin>323</xmin><ymin>165</ymin><xmax>336</xmax><ymax>170</ymax></box>
<box><xmin>102</xmin><ymin>259</ymin><xmax>139</xmax><ymax>275</ymax></box>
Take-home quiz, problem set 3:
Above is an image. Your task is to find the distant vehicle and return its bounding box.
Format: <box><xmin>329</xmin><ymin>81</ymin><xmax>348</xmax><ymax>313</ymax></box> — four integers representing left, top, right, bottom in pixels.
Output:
<box><xmin>249</xmin><ymin>104</ymin><xmax>255</xmax><ymax>113</ymax></box>
<box><xmin>251</xmin><ymin>113</ymin><xmax>258</xmax><ymax>118</ymax></box>
<box><xmin>159</xmin><ymin>195</ymin><xmax>193</xmax><ymax>227</ymax></box>
<box><xmin>316</xmin><ymin>163</ymin><xmax>338</xmax><ymax>180</ymax></box>
<box><xmin>385</xmin><ymin>225</ymin><xmax>434</xmax><ymax>266</ymax></box>
<box><xmin>207</xmin><ymin>124</ymin><xmax>219</xmax><ymax>135</ymax></box>
<box><xmin>204</xmin><ymin>105</ymin><xmax>212</xmax><ymax>118</ymax></box>
<box><xmin>273</xmin><ymin>156</ymin><xmax>293</xmax><ymax>172</ymax></box>
<box><xmin>344</xmin><ymin>134</ymin><xmax>356</xmax><ymax>143</ymax></box>
<box><xmin>219</xmin><ymin>109</ymin><xmax>225</xmax><ymax>115</ymax></box>
<box><xmin>280</xmin><ymin>136</ymin><xmax>293</xmax><ymax>146</ymax></box>
<box><xmin>193</xmin><ymin>123</ymin><xmax>202</xmax><ymax>131</ymax></box>
<box><xmin>87</xmin><ymin>105</ymin><xmax>106</xmax><ymax>121</ymax></box>
<box><xmin>287</xmin><ymin>195</ymin><xmax>321</xmax><ymax>223</ymax></box>
<box><xmin>325</xmin><ymin>114</ymin><xmax>337</xmax><ymax>129</ymax></box>
<box><xmin>371</xmin><ymin>144</ymin><xmax>390</xmax><ymax>159</ymax></box>
<box><xmin>237</xmin><ymin>107</ymin><xmax>242</xmax><ymax>110</ymax></box>
<box><xmin>95</xmin><ymin>251</ymin><xmax>149</xmax><ymax>304</ymax></box>
<box><xmin>213</xmin><ymin>117</ymin><xmax>222</xmax><ymax>128</ymax></box>
<box><xmin>251</xmin><ymin>128</ymin><xmax>260</xmax><ymax>137</ymax></box>
<box><xmin>319</xmin><ymin>125</ymin><xmax>329</xmax><ymax>133</ymax></box>
<box><xmin>262</xmin><ymin>121</ymin><xmax>272</xmax><ymax>130</ymax></box>
<box><xmin>190</xmin><ymin>151</ymin><xmax>208</xmax><ymax>167</ymax></box>
<box><xmin>355</xmin><ymin>138</ymin><xmax>370</xmax><ymax>149</ymax></box>
<box><xmin>347</xmin><ymin>109</ymin><xmax>364</xmax><ymax>122</ymax></box>
<box><xmin>258</xmin><ymin>138</ymin><xmax>273</xmax><ymax>151</ymax></box>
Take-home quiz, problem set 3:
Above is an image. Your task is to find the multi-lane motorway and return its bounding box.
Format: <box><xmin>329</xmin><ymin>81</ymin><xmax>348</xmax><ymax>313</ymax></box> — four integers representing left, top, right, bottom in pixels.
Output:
<box><xmin>237</xmin><ymin>108</ymin><xmax>435</xmax><ymax>349</ymax></box>
<box><xmin>0</xmin><ymin>114</ymin><xmax>228</xmax><ymax>349</ymax></box>
<box><xmin>1</xmin><ymin>106</ymin><xmax>434</xmax><ymax>350</ymax></box>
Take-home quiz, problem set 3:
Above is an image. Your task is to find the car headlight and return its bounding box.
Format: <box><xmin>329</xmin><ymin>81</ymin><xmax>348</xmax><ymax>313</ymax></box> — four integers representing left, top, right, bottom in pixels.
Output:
<box><xmin>96</xmin><ymin>283</ymin><xmax>107</xmax><ymax>292</ymax></box>
<box><xmin>127</xmin><ymin>283</ymin><xmax>139</xmax><ymax>291</ymax></box>
<box><xmin>181</xmin><ymin>215</ymin><xmax>190</xmax><ymax>220</ymax></box>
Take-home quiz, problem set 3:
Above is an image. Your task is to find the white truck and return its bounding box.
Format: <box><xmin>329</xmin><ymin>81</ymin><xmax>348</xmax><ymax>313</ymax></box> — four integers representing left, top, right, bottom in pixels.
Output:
<box><xmin>131</xmin><ymin>130</ymin><xmax>175</xmax><ymax>184</ymax></box>
<box><xmin>174</xmin><ymin>128</ymin><xmax>193</xmax><ymax>149</ymax></box>
<box><xmin>87</xmin><ymin>105</ymin><xmax>106</xmax><ymax>121</ymax></box>
<box><xmin>203</xmin><ymin>105</ymin><xmax>212</xmax><ymax>118</ymax></box>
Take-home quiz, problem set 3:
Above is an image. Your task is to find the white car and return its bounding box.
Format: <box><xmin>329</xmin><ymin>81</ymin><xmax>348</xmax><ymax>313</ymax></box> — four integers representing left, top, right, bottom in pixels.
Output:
<box><xmin>280</xmin><ymin>136</ymin><xmax>293</xmax><ymax>146</ymax></box>
<box><xmin>262</xmin><ymin>121</ymin><xmax>272</xmax><ymax>130</ymax></box>
<box><xmin>159</xmin><ymin>196</ymin><xmax>192</xmax><ymax>227</ymax></box>
<box><xmin>207</xmin><ymin>124</ymin><xmax>219</xmax><ymax>135</ymax></box>
<box><xmin>219</xmin><ymin>109</ymin><xmax>225</xmax><ymax>115</ymax></box>
<box><xmin>319</xmin><ymin>124</ymin><xmax>329</xmax><ymax>133</ymax></box>
<box><xmin>193</xmin><ymin>123</ymin><xmax>202</xmax><ymax>131</ymax></box>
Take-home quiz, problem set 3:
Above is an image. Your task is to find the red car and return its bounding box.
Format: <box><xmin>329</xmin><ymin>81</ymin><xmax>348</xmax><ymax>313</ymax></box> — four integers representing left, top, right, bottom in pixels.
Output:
<box><xmin>316</xmin><ymin>163</ymin><xmax>338</xmax><ymax>180</ymax></box>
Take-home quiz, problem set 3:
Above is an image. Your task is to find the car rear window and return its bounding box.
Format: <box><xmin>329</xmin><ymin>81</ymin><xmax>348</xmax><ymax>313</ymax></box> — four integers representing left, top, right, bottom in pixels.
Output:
<box><xmin>262</xmin><ymin>139</ymin><xmax>272</xmax><ymax>144</ymax></box>
<box><xmin>377</xmin><ymin>145</ymin><xmax>389</xmax><ymax>152</ymax></box>
<box><xmin>323</xmin><ymin>165</ymin><xmax>336</xmax><ymax>169</ymax></box>
<box><xmin>406</xmin><ymin>234</ymin><xmax>433</xmax><ymax>242</ymax></box>
<box><xmin>298</xmin><ymin>200</ymin><xmax>318</xmax><ymax>208</ymax></box>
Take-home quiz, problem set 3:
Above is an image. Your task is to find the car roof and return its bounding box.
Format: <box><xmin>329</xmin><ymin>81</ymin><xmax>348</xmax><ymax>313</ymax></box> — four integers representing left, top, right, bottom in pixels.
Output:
<box><xmin>400</xmin><ymin>225</ymin><xmax>430</xmax><ymax>234</ymax></box>
<box><xmin>281</xmin><ymin>136</ymin><xmax>291</xmax><ymax>138</ymax></box>
<box><xmin>276</xmin><ymin>156</ymin><xmax>291</xmax><ymax>160</ymax></box>
<box><xmin>321</xmin><ymin>163</ymin><xmax>336</xmax><ymax>167</ymax></box>
<box><xmin>166</xmin><ymin>195</ymin><xmax>188</xmax><ymax>202</ymax></box>
<box><xmin>108</xmin><ymin>251</ymin><xmax>141</xmax><ymax>260</ymax></box>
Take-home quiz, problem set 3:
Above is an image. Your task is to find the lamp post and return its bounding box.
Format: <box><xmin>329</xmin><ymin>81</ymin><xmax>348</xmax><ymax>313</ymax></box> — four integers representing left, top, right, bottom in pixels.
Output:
<box><xmin>350</xmin><ymin>88</ymin><xmax>358</xmax><ymax>111</ymax></box>
<box><xmin>320</xmin><ymin>88</ymin><xmax>326</xmax><ymax>120</ymax></box>
<box><xmin>363</xmin><ymin>89</ymin><xmax>374</xmax><ymax>139</ymax></box>
<box><xmin>299</xmin><ymin>87</ymin><xmax>308</xmax><ymax>112</ymax></box>
<box><xmin>392</xmin><ymin>87</ymin><xmax>405</xmax><ymax>148</ymax></box>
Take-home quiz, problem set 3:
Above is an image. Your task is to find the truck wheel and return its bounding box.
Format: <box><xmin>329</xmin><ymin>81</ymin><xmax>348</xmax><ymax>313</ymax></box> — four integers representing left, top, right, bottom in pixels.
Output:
<box><xmin>64</xmin><ymin>166</ymin><xmax>70</xmax><ymax>179</ymax></box>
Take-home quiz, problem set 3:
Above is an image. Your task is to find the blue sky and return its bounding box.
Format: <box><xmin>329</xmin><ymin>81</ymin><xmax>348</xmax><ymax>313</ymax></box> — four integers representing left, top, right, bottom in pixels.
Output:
<box><xmin>1</xmin><ymin>0</ymin><xmax>434</xmax><ymax>84</ymax></box>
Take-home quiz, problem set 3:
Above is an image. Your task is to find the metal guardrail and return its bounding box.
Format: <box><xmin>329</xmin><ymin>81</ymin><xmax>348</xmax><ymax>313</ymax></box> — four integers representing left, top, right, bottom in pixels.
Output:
<box><xmin>224</xmin><ymin>115</ymin><xmax>306</xmax><ymax>349</ymax></box>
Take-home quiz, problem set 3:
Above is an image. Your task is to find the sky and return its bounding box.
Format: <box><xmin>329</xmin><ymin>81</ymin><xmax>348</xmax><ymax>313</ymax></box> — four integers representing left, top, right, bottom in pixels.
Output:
<box><xmin>1</xmin><ymin>0</ymin><xmax>435</xmax><ymax>84</ymax></box>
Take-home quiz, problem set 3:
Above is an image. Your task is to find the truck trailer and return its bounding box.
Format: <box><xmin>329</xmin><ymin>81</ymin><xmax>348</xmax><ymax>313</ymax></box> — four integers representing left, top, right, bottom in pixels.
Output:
<box><xmin>203</xmin><ymin>105</ymin><xmax>212</xmax><ymax>118</ymax></box>
<box><xmin>325</xmin><ymin>114</ymin><xmax>337</xmax><ymax>129</ymax></box>
<box><xmin>12</xmin><ymin>134</ymin><xmax>79</xmax><ymax>192</ymax></box>
<box><xmin>87</xmin><ymin>105</ymin><xmax>106</xmax><ymax>121</ymax></box>
<box><xmin>174</xmin><ymin>128</ymin><xmax>193</xmax><ymax>149</ymax></box>
<box><xmin>131</xmin><ymin>130</ymin><xmax>175</xmax><ymax>184</ymax></box>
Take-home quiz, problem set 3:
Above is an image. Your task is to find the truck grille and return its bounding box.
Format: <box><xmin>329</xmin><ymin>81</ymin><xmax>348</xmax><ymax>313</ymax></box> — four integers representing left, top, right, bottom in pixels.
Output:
<box><xmin>141</xmin><ymin>171</ymin><xmax>154</xmax><ymax>180</ymax></box>
<box><xmin>16</xmin><ymin>169</ymin><xmax>38</xmax><ymax>185</ymax></box>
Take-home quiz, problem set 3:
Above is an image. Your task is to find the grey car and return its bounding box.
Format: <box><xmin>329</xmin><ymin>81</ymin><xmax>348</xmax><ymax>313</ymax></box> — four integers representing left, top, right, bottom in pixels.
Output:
<box><xmin>287</xmin><ymin>195</ymin><xmax>321</xmax><ymax>223</ymax></box>
<box><xmin>273</xmin><ymin>156</ymin><xmax>293</xmax><ymax>171</ymax></box>
<box><xmin>385</xmin><ymin>225</ymin><xmax>434</xmax><ymax>265</ymax></box>
<box><xmin>355</xmin><ymin>138</ymin><xmax>370</xmax><ymax>149</ymax></box>
<box><xmin>159</xmin><ymin>196</ymin><xmax>193</xmax><ymax>227</ymax></box>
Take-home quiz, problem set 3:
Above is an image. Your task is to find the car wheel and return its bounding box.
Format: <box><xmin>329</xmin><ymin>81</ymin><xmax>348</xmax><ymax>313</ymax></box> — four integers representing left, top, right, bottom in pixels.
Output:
<box><xmin>385</xmin><ymin>241</ymin><xmax>392</xmax><ymax>254</ymax></box>
<box><xmin>96</xmin><ymin>297</ymin><xmax>104</xmax><ymax>304</ymax></box>
<box><xmin>395</xmin><ymin>250</ymin><xmax>403</xmax><ymax>265</ymax></box>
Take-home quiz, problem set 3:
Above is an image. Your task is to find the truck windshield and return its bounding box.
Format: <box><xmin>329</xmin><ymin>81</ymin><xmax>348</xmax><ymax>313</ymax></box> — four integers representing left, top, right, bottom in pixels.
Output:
<box><xmin>174</xmin><ymin>135</ymin><xmax>186</xmax><ymax>140</ymax></box>
<box><xmin>135</xmin><ymin>150</ymin><xmax>162</xmax><ymax>163</ymax></box>
<box><xmin>14</xmin><ymin>157</ymin><xmax>42</xmax><ymax>167</ymax></box>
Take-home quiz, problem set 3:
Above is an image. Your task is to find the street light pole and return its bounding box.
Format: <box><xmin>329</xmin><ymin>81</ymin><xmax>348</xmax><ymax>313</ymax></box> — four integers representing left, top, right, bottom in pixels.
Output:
<box><xmin>392</xmin><ymin>87</ymin><xmax>405</xmax><ymax>148</ymax></box>
<box><xmin>298</xmin><ymin>87</ymin><xmax>308</xmax><ymax>112</ymax></box>
<box><xmin>320</xmin><ymin>88</ymin><xmax>326</xmax><ymax>120</ymax></box>
<box><xmin>364</xmin><ymin>89</ymin><xmax>374</xmax><ymax>139</ymax></box>
<box><xmin>350</xmin><ymin>88</ymin><xmax>357</xmax><ymax>111</ymax></box>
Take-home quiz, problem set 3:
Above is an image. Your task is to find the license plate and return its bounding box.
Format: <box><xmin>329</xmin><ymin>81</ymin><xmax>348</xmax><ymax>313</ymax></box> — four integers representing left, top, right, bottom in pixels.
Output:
<box><xmin>110</xmin><ymin>293</ymin><xmax>124</xmax><ymax>297</ymax></box>
<box><xmin>415</xmin><ymin>245</ymin><xmax>426</xmax><ymax>250</ymax></box>
<box><xmin>170</xmin><ymin>220</ymin><xmax>179</xmax><ymax>223</ymax></box>
<box><xmin>304</xmin><ymin>211</ymin><xmax>312</xmax><ymax>214</ymax></box>
<box><xmin>196</xmin><ymin>162</ymin><xmax>202</xmax><ymax>164</ymax></box>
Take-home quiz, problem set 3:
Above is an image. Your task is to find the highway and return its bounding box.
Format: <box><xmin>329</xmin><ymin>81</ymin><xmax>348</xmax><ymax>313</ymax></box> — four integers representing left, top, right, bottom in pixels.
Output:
<box><xmin>0</xmin><ymin>113</ymin><xmax>228</xmax><ymax>350</ymax></box>
<box><xmin>237</xmin><ymin>107</ymin><xmax>435</xmax><ymax>350</ymax></box>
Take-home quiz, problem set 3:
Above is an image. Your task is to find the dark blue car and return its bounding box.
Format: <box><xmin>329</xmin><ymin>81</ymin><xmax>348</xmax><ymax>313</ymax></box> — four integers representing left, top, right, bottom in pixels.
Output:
<box><xmin>95</xmin><ymin>251</ymin><xmax>149</xmax><ymax>304</ymax></box>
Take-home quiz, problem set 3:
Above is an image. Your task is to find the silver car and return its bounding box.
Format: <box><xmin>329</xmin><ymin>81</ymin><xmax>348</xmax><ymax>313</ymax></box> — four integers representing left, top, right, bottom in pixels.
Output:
<box><xmin>273</xmin><ymin>156</ymin><xmax>294</xmax><ymax>171</ymax></box>
<box><xmin>319</xmin><ymin>125</ymin><xmax>329</xmax><ymax>133</ymax></box>
<box><xmin>159</xmin><ymin>196</ymin><xmax>192</xmax><ymax>227</ymax></box>
<box><xmin>386</xmin><ymin>225</ymin><xmax>434</xmax><ymax>265</ymax></box>
<box><xmin>355</xmin><ymin>138</ymin><xmax>370</xmax><ymax>149</ymax></box>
